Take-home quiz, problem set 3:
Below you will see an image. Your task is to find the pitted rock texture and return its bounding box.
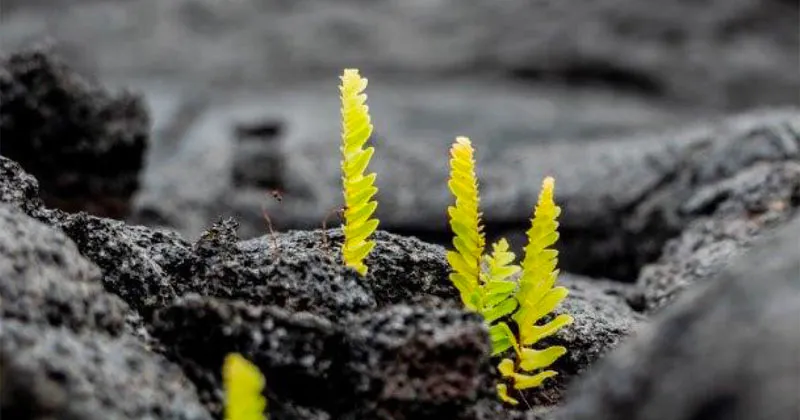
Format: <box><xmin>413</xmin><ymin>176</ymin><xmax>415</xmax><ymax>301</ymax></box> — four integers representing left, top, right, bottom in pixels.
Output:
<box><xmin>0</xmin><ymin>156</ymin><xmax>43</xmax><ymax>215</ymax></box>
<box><xmin>0</xmin><ymin>320</ymin><xmax>212</xmax><ymax>420</ymax></box>
<box><xmin>151</xmin><ymin>295</ymin><xmax>494</xmax><ymax>420</ymax></box>
<box><xmin>0</xmin><ymin>204</ymin><xmax>132</xmax><ymax>336</ymax></box>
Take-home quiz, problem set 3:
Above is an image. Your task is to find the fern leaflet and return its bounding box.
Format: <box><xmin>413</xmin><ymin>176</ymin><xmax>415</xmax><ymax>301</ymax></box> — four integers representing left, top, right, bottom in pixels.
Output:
<box><xmin>223</xmin><ymin>353</ymin><xmax>268</xmax><ymax>420</ymax></box>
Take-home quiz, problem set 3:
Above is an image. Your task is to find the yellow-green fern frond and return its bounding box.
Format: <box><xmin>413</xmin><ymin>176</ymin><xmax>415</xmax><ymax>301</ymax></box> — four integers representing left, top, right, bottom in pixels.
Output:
<box><xmin>223</xmin><ymin>353</ymin><xmax>268</xmax><ymax>420</ymax></box>
<box><xmin>446</xmin><ymin>136</ymin><xmax>485</xmax><ymax>308</ymax></box>
<box><xmin>514</xmin><ymin>177</ymin><xmax>572</xmax><ymax>347</ymax></box>
<box><xmin>500</xmin><ymin>176</ymin><xmax>572</xmax><ymax>398</ymax></box>
<box><xmin>340</xmin><ymin>68</ymin><xmax>379</xmax><ymax>276</ymax></box>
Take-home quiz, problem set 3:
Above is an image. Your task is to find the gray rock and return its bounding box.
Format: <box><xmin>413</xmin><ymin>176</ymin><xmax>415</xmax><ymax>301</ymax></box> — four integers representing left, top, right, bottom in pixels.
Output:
<box><xmin>258</xmin><ymin>108</ymin><xmax>797</xmax><ymax>284</ymax></box>
<box><xmin>149</xmin><ymin>222</ymin><xmax>642</xmax><ymax>416</ymax></box>
<box><xmin>1</xmin><ymin>152</ymin><xmax>646</xmax><ymax>417</ymax></box>
<box><xmin>151</xmin><ymin>295</ymin><xmax>494</xmax><ymax>420</ymax></box>
<box><xmin>0</xmin><ymin>50</ymin><xmax>149</xmax><ymax>219</ymax></box>
<box><xmin>0</xmin><ymin>320</ymin><xmax>212</xmax><ymax>420</ymax></box>
<box><xmin>176</xmin><ymin>220</ymin><xmax>377</xmax><ymax>320</ymax></box>
<box><xmin>0</xmin><ymin>204</ymin><xmax>132</xmax><ymax>336</ymax></box>
<box><xmin>345</xmin><ymin>305</ymin><xmax>494</xmax><ymax>419</ymax></box>
<box><xmin>548</xmin><ymin>276</ymin><xmax>645</xmax><ymax>387</ymax></box>
<box><xmin>557</xmin><ymin>215</ymin><xmax>800</xmax><ymax>420</ymax></box>
<box><xmin>637</xmin><ymin>161</ymin><xmax>800</xmax><ymax>311</ymax></box>
<box><xmin>40</xmin><ymin>210</ymin><xmax>185</xmax><ymax>317</ymax></box>
<box><xmin>239</xmin><ymin>228</ymin><xmax>459</xmax><ymax>308</ymax></box>
<box><xmin>0</xmin><ymin>156</ymin><xmax>43</xmax><ymax>215</ymax></box>
<box><xmin>2</xmin><ymin>154</ymin><xmax>186</xmax><ymax>317</ymax></box>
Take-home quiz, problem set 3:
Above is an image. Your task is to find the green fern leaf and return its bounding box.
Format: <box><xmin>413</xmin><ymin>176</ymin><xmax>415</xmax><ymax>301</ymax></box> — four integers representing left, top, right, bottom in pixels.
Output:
<box><xmin>340</xmin><ymin>69</ymin><xmax>379</xmax><ymax>276</ymax></box>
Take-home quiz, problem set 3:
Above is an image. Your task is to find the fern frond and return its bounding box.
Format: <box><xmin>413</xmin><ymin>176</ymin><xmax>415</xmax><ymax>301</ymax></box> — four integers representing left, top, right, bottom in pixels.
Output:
<box><xmin>446</xmin><ymin>136</ymin><xmax>485</xmax><ymax>308</ymax></box>
<box><xmin>340</xmin><ymin>68</ymin><xmax>379</xmax><ymax>276</ymax></box>
<box><xmin>223</xmin><ymin>353</ymin><xmax>267</xmax><ymax>420</ymax></box>
<box><xmin>514</xmin><ymin>177</ymin><xmax>572</xmax><ymax>347</ymax></box>
<box><xmin>503</xmin><ymin>176</ymin><xmax>572</xmax><ymax>394</ymax></box>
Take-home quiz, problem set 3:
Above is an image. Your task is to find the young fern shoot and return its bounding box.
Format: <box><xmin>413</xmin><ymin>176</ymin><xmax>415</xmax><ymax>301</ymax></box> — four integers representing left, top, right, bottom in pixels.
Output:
<box><xmin>223</xmin><ymin>353</ymin><xmax>268</xmax><ymax>420</ymax></box>
<box><xmin>339</xmin><ymin>69</ymin><xmax>379</xmax><ymax>276</ymax></box>
<box><xmin>446</xmin><ymin>137</ymin><xmax>572</xmax><ymax>405</ymax></box>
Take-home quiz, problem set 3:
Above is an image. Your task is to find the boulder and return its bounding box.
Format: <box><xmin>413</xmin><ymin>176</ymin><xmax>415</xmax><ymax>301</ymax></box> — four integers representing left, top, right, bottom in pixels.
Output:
<box><xmin>0</xmin><ymin>320</ymin><xmax>211</xmax><ymax>420</ymax></box>
<box><xmin>0</xmin><ymin>50</ymin><xmax>149</xmax><ymax>218</ymax></box>
<box><xmin>558</xmin><ymin>215</ymin><xmax>800</xmax><ymax>420</ymax></box>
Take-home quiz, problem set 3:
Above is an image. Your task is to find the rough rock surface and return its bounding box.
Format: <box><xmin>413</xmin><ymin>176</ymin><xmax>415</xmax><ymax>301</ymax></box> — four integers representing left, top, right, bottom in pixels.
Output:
<box><xmin>1</xmin><ymin>154</ymin><xmax>641</xmax><ymax>419</ymax></box>
<box><xmin>0</xmin><ymin>49</ymin><xmax>149</xmax><ymax>218</ymax></box>
<box><xmin>0</xmin><ymin>204</ymin><xmax>132</xmax><ymax>336</ymax></box>
<box><xmin>636</xmin><ymin>161</ymin><xmax>800</xmax><ymax>311</ymax></box>
<box><xmin>557</xmin><ymin>215</ymin><xmax>800</xmax><ymax>420</ymax></box>
<box><xmin>152</xmin><ymin>296</ymin><xmax>494</xmax><ymax>419</ymax></box>
<box><xmin>547</xmin><ymin>276</ymin><xmax>644</xmax><ymax>389</ymax></box>
<box><xmin>0</xmin><ymin>154</ymin><xmax>43</xmax><ymax>215</ymax></box>
<box><xmin>0</xmin><ymin>184</ymin><xmax>210</xmax><ymax>419</ymax></box>
<box><xmin>0</xmin><ymin>320</ymin><xmax>212</xmax><ymax>420</ymax></box>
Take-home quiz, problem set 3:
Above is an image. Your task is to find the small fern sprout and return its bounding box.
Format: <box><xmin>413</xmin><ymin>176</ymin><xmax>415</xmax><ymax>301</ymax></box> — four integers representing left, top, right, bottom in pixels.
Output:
<box><xmin>223</xmin><ymin>353</ymin><xmax>268</xmax><ymax>420</ymax></box>
<box><xmin>339</xmin><ymin>68</ymin><xmax>380</xmax><ymax>276</ymax></box>
<box><xmin>482</xmin><ymin>238</ymin><xmax>521</xmax><ymax>354</ymax></box>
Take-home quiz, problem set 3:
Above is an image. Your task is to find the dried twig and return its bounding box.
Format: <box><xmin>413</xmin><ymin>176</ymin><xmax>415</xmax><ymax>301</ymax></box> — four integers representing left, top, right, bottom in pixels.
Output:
<box><xmin>320</xmin><ymin>206</ymin><xmax>345</xmax><ymax>255</ymax></box>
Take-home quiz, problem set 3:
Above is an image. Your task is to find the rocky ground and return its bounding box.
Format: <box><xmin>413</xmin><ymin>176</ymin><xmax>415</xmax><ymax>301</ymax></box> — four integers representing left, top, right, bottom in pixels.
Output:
<box><xmin>1</xmin><ymin>50</ymin><xmax>799</xmax><ymax>419</ymax></box>
<box><xmin>1</xmin><ymin>1</ymin><xmax>799</xmax><ymax>419</ymax></box>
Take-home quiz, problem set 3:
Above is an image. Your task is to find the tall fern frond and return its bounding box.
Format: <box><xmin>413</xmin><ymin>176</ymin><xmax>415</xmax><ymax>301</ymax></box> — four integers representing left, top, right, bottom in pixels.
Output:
<box><xmin>498</xmin><ymin>177</ymin><xmax>573</xmax><ymax>401</ymax></box>
<box><xmin>223</xmin><ymin>353</ymin><xmax>268</xmax><ymax>420</ymax></box>
<box><xmin>446</xmin><ymin>136</ymin><xmax>485</xmax><ymax>308</ymax></box>
<box><xmin>340</xmin><ymin>68</ymin><xmax>379</xmax><ymax>276</ymax></box>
